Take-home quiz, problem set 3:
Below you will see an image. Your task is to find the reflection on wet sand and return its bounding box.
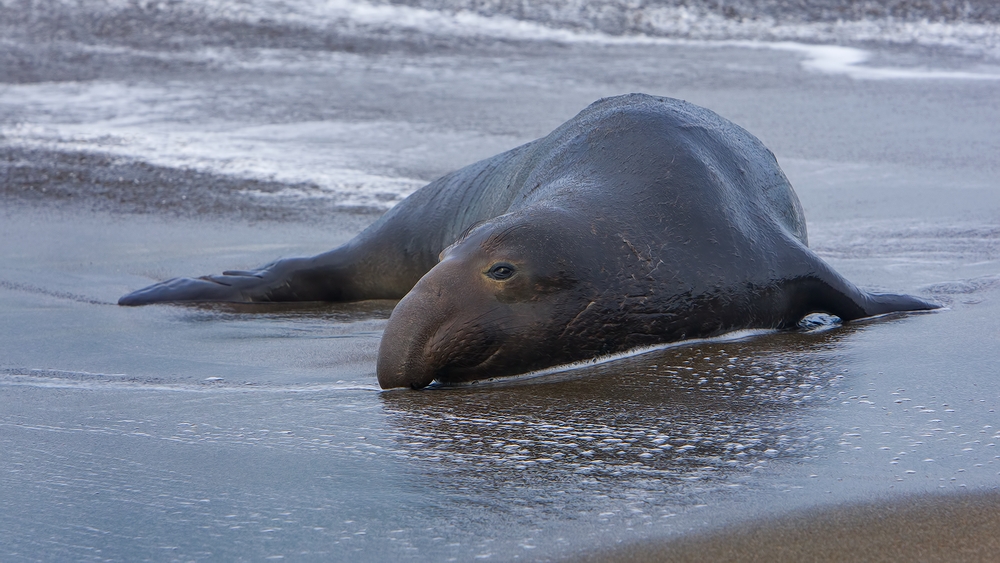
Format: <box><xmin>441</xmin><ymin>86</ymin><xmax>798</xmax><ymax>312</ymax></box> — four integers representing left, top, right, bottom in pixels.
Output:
<box><xmin>173</xmin><ymin>300</ymin><xmax>396</xmax><ymax>324</ymax></box>
<box><xmin>380</xmin><ymin>325</ymin><xmax>865</xmax><ymax>486</ymax></box>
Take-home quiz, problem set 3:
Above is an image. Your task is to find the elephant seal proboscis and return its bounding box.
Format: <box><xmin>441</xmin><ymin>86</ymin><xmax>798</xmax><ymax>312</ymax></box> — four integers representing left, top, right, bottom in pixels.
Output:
<box><xmin>119</xmin><ymin>94</ymin><xmax>938</xmax><ymax>389</ymax></box>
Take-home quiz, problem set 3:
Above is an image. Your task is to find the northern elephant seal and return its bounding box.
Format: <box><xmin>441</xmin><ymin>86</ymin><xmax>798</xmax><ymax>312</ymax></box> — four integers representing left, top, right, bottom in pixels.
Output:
<box><xmin>119</xmin><ymin>94</ymin><xmax>937</xmax><ymax>389</ymax></box>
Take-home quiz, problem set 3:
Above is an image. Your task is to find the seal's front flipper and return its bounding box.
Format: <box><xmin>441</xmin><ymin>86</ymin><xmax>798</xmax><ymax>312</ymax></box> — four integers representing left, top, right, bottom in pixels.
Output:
<box><xmin>119</xmin><ymin>271</ymin><xmax>281</xmax><ymax>305</ymax></box>
<box><xmin>118</xmin><ymin>257</ymin><xmax>320</xmax><ymax>306</ymax></box>
<box><xmin>117</xmin><ymin>240</ymin><xmax>417</xmax><ymax>305</ymax></box>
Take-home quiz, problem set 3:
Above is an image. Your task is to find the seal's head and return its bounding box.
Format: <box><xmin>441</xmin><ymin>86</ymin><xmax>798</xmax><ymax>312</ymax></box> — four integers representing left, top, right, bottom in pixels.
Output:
<box><xmin>377</xmin><ymin>206</ymin><xmax>602</xmax><ymax>389</ymax></box>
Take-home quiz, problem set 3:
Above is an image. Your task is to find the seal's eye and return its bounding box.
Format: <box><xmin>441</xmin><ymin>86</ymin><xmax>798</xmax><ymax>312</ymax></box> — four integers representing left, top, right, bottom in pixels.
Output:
<box><xmin>486</xmin><ymin>263</ymin><xmax>515</xmax><ymax>281</ymax></box>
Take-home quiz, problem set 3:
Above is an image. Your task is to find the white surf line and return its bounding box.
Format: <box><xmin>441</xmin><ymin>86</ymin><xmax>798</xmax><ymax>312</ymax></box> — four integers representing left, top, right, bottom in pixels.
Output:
<box><xmin>231</xmin><ymin>0</ymin><xmax>1000</xmax><ymax>81</ymax></box>
<box><xmin>369</xmin><ymin>7</ymin><xmax>1000</xmax><ymax>80</ymax></box>
<box><xmin>12</xmin><ymin>0</ymin><xmax>999</xmax><ymax>80</ymax></box>
<box><xmin>0</xmin><ymin>369</ymin><xmax>382</xmax><ymax>393</ymax></box>
<box><xmin>0</xmin><ymin>118</ymin><xmax>428</xmax><ymax>209</ymax></box>
<box><xmin>559</xmin><ymin>32</ymin><xmax>1000</xmax><ymax>80</ymax></box>
<box><xmin>186</xmin><ymin>23</ymin><xmax>1000</xmax><ymax>81</ymax></box>
<box><xmin>569</xmin><ymin>33</ymin><xmax>1000</xmax><ymax>81</ymax></box>
<box><xmin>758</xmin><ymin>41</ymin><xmax>1000</xmax><ymax>81</ymax></box>
<box><xmin>426</xmin><ymin>327</ymin><xmax>780</xmax><ymax>390</ymax></box>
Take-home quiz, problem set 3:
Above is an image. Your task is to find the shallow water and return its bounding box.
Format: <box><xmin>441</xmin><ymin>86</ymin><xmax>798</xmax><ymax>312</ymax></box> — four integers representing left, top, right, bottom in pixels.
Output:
<box><xmin>2</xmin><ymin>1</ymin><xmax>1000</xmax><ymax>561</ymax></box>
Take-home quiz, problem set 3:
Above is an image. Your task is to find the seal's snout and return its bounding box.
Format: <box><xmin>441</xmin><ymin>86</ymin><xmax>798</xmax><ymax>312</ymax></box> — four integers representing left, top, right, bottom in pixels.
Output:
<box><xmin>377</xmin><ymin>285</ymin><xmax>450</xmax><ymax>390</ymax></box>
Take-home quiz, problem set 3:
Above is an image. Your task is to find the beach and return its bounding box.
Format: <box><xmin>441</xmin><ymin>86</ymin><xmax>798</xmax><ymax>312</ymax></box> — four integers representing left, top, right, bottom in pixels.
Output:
<box><xmin>2</xmin><ymin>1</ymin><xmax>999</xmax><ymax>560</ymax></box>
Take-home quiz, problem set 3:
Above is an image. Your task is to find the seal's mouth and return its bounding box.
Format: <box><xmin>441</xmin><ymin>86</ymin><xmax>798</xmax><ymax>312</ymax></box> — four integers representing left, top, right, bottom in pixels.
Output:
<box><xmin>377</xmin><ymin>303</ymin><xmax>506</xmax><ymax>389</ymax></box>
<box><xmin>376</xmin><ymin>308</ymin><xmax>442</xmax><ymax>390</ymax></box>
<box><xmin>431</xmin><ymin>338</ymin><xmax>504</xmax><ymax>385</ymax></box>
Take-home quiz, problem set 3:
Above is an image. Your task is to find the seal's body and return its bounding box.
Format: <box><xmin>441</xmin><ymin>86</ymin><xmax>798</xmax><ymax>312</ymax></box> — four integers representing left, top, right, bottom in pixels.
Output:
<box><xmin>120</xmin><ymin>94</ymin><xmax>936</xmax><ymax>389</ymax></box>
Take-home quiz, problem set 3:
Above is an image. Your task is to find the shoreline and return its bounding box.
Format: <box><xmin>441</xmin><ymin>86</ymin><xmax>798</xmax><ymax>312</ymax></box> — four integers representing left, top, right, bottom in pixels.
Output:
<box><xmin>578</xmin><ymin>490</ymin><xmax>1000</xmax><ymax>562</ymax></box>
<box><xmin>0</xmin><ymin>146</ymin><xmax>389</xmax><ymax>223</ymax></box>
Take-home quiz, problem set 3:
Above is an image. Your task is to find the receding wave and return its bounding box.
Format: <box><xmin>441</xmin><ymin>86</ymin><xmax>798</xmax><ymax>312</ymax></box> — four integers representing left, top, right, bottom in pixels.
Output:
<box><xmin>5</xmin><ymin>0</ymin><xmax>1000</xmax><ymax>60</ymax></box>
<box><xmin>0</xmin><ymin>368</ymin><xmax>381</xmax><ymax>392</ymax></box>
<box><xmin>4</xmin><ymin>0</ymin><xmax>998</xmax><ymax>209</ymax></box>
<box><xmin>371</xmin><ymin>0</ymin><xmax>1000</xmax><ymax>61</ymax></box>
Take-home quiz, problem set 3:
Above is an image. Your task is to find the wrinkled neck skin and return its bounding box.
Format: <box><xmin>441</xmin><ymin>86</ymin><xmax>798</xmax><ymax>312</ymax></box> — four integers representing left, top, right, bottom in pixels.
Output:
<box><xmin>375</xmin><ymin>195</ymin><xmax>819</xmax><ymax>390</ymax></box>
<box><xmin>377</xmin><ymin>206</ymin><xmax>604</xmax><ymax>389</ymax></box>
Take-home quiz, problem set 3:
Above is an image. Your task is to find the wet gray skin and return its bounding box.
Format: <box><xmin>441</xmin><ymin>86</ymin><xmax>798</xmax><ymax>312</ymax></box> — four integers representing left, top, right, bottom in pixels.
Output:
<box><xmin>119</xmin><ymin>96</ymin><xmax>936</xmax><ymax>388</ymax></box>
<box><xmin>376</xmin><ymin>208</ymin><xmax>593</xmax><ymax>388</ymax></box>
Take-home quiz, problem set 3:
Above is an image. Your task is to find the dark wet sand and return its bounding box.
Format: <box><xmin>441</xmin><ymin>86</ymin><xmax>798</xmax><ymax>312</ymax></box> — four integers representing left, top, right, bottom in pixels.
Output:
<box><xmin>588</xmin><ymin>491</ymin><xmax>1000</xmax><ymax>563</ymax></box>
<box><xmin>0</xmin><ymin>146</ymin><xmax>382</xmax><ymax>221</ymax></box>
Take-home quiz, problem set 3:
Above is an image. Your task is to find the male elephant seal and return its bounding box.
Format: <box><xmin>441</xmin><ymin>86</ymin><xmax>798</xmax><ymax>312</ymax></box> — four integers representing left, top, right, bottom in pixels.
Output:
<box><xmin>120</xmin><ymin>93</ymin><xmax>937</xmax><ymax>389</ymax></box>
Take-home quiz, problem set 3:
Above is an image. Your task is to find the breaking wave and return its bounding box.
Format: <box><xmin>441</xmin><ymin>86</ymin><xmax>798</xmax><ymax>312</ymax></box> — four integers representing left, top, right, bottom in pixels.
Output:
<box><xmin>5</xmin><ymin>0</ymin><xmax>1000</xmax><ymax>59</ymax></box>
<box><xmin>3</xmin><ymin>0</ymin><xmax>998</xmax><ymax>208</ymax></box>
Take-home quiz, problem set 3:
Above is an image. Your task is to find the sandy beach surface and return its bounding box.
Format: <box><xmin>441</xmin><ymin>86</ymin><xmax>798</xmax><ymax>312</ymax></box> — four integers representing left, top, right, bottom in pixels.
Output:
<box><xmin>2</xmin><ymin>1</ymin><xmax>999</xmax><ymax>561</ymax></box>
<box><xmin>584</xmin><ymin>491</ymin><xmax>1000</xmax><ymax>562</ymax></box>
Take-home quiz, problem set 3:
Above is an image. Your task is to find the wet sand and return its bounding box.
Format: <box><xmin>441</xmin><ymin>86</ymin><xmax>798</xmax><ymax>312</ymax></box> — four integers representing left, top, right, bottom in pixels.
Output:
<box><xmin>589</xmin><ymin>491</ymin><xmax>1000</xmax><ymax>562</ymax></box>
<box><xmin>2</xmin><ymin>4</ymin><xmax>1000</xmax><ymax>560</ymax></box>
